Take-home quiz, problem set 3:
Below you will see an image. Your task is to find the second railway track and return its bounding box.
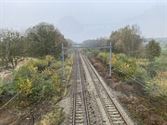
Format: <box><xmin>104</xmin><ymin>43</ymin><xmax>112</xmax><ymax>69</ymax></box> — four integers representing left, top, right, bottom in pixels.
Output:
<box><xmin>81</xmin><ymin>54</ymin><xmax>133</xmax><ymax>125</ymax></box>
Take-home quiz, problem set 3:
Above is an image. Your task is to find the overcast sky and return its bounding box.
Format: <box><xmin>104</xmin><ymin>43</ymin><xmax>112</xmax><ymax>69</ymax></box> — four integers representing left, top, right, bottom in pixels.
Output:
<box><xmin>0</xmin><ymin>0</ymin><xmax>167</xmax><ymax>42</ymax></box>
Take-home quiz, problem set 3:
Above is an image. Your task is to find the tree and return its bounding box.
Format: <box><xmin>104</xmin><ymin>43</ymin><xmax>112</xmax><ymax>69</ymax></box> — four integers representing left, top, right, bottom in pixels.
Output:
<box><xmin>146</xmin><ymin>39</ymin><xmax>161</xmax><ymax>61</ymax></box>
<box><xmin>0</xmin><ymin>30</ymin><xmax>23</xmax><ymax>68</ymax></box>
<box><xmin>108</xmin><ymin>25</ymin><xmax>144</xmax><ymax>56</ymax></box>
<box><xmin>26</xmin><ymin>22</ymin><xmax>67</xmax><ymax>58</ymax></box>
<box><xmin>0</xmin><ymin>22</ymin><xmax>70</xmax><ymax>69</ymax></box>
<box><xmin>82</xmin><ymin>38</ymin><xmax>108</xmax><ymax>48</ymax></box>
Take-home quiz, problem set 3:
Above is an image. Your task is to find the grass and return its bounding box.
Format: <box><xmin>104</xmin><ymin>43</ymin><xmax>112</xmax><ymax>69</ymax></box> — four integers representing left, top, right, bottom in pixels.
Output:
<box><xmin>155</xmin><ymin>49</ymin><xmax>167</xmax><ymax>71</ymax></box>
<box><xmin>146</xmin><ymin>48</ymin><xmax>167</xmax><ymax>97</ymax></box>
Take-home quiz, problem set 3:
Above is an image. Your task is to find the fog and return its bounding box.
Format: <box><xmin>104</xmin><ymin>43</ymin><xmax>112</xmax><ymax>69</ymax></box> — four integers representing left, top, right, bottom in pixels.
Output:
<box><xmin>0</xmin><ymin>0</ymin><xmax>167</xmax><ymax>42</ymax></box>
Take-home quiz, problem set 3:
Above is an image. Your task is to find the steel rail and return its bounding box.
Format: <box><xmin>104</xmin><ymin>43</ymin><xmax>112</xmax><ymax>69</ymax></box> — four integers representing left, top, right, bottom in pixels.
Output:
<box><xmin>82</xmin><ymin>54</ymin><xmax>133</xmax><ymax>125</ymax></box>
<box><xmin>71</xmin><ymin>50</ymin><xmax>90</xmax><ymax>125</ymax></box>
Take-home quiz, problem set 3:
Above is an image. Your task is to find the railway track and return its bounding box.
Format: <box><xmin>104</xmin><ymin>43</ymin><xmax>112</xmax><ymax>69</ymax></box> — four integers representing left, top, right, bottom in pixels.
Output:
<box><xmin>81</xmin><ymin>54</ymin><xmax>133</xmax><ymax>125</ymax></box>
<box><xmin>67</xmin><ymin>50</ymin><xmax>133</xmax><ymax>125</ymax></box>
<box><xmin>68</xmin><ymin>51</ymin><xmax>89</xmax><ymax>125</ymax></box>
<box><xmin>68</xmin><ymin>51</ymin><xmax>103</xmax><ymax>125</ymax></box>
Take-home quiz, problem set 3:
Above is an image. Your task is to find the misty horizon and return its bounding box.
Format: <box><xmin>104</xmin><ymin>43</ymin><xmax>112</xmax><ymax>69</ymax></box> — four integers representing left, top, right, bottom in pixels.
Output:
<box><xmin>0</xmin><ymin>0</ymin><xmax>167</xmax><ymax>43</ymax></box>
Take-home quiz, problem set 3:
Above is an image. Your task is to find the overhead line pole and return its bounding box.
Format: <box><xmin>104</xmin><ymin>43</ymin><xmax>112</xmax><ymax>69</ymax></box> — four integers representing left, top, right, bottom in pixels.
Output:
<box><xmin>62</xmin><ymin>43</ymin><xmax>65</xmax><ymax>82</ymax></box>
<box><xmin>109</xmin><ymin>42</ymin><xmax>112</xmax><ymax>77</ymax></box>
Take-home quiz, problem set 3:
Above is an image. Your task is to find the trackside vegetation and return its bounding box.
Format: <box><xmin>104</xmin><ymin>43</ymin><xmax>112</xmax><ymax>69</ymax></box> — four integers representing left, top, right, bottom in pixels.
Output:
<box><xmin>0</xmin><ymin>22</ymin><xmax>73</xmax><ymax>125</ymax></box>
<box><xmin>96</xmin><ymin>51</ymin><xmax>167</xmax><ymax>97</ymax></box>
<box><xmin>0</xmin><ymin>55</ymin><xmax>73</xmax><ymax>124</ymax></box>
<box><xmin>83</xmin><ymin>25</ymin><xmax>167</xmax><ymax>124</ymax></box>
<box><xmin>84</xmin><ymin>25</ymin><xmax>166</xmax><ymax>98</ymax></box>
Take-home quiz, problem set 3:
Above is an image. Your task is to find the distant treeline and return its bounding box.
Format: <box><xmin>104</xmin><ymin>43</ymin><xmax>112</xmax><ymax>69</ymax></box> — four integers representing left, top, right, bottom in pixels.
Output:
<box><xmin>0</xmin><ymin>22</ymin><xmax>73</xmax><ymax>68</ymax></box>
<box><xmin>82</xmin><ymin>25</ymin><xmax>161</xmax><ymax>59</ymax></box>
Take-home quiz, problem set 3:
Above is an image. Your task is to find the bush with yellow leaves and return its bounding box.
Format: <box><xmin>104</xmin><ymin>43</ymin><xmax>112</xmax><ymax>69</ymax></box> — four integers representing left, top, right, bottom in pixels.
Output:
<box><xmin>98</xmin><ymin>52</ymin><xmax>137</xmax><ymax>80</ymax></box>
<box><xmin>12</xmin><ymin>56</ymin><xmax>65</xmax><ymax>104</ymax></box>
<box><xmin>17</xmin><ymin>78</ymin><xmax>32</xmax><ymax>95</ymax></box>
<box><xmin>1</xmin><ymin>54</ymin><xmax>72</xmax><ymax>110</ymax></box>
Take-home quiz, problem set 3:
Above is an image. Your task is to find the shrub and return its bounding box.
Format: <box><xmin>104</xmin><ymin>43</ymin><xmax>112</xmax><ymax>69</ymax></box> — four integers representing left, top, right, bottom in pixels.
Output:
<box><xmin>146</xmin><ymin>61</ymin><xmax>159</xmax><ymax>78</ymax></box>
<box><xmin>16</xmin><ymin>78</ymin><xmax>32</xmax><ymax>96</ymax></box>
<box><xmin>112</xmin><ymin>53</ymin><xmax>137</xmax><ymax>79</ymax></box>
<box><xmin>97</xmin><ymin>52</ymin><xmax>109</xmax><ymax>64</ymax></box>
<box><xmin>0</xmin><ymin>77</ymin><xmax>17</xmax><ymax>96</ymax></box>
<box><xmin>45</xmin><ymin>55</ymin><xmax>54</xmax><ymax>63</ymax></box>
<box><xmin>146</xmin><ymin>71</ymin><xmax>167</xmax><ymax>97</ymax></box>
<box><xmin>14</xmin><ymin>61</ymin><xmax>37</xmax><ymax>80</ymax></box>
<box><xmin>51</xmin><ymin>75</ymin><xmax>63</xmax><ymax>96</ymax></box>
<box><xmin>35</xmin><ymin>60</ymin><xmax>48</xmax><ymax>72</ymax></box>
<box><xmin>12</xmin><ymin>57</ymin><xmax>64</xmax><ymax>104</ymax></box>
<box><xmin>36</xmin><ymin>106</ymin><xmax>64</xmax><ymax>125</ymax></box>
<box><xmin>96</xmin><ymin>51</ymin><xmax>167</xmax><ymax>100</ymax></box>
<box><xmin>0</xmin><ymin>55</ymin><xmax>71</xmax><ymax>107</ymax></box>
<box><xmin>64</xmin><ymin>65</ymin><xmax>72</xmax><ymax>81</ymax></box>
<box><xmin>134</xmin><ymin>66</ymin><xmax>148</xmax><ymax>81</ymax></box>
